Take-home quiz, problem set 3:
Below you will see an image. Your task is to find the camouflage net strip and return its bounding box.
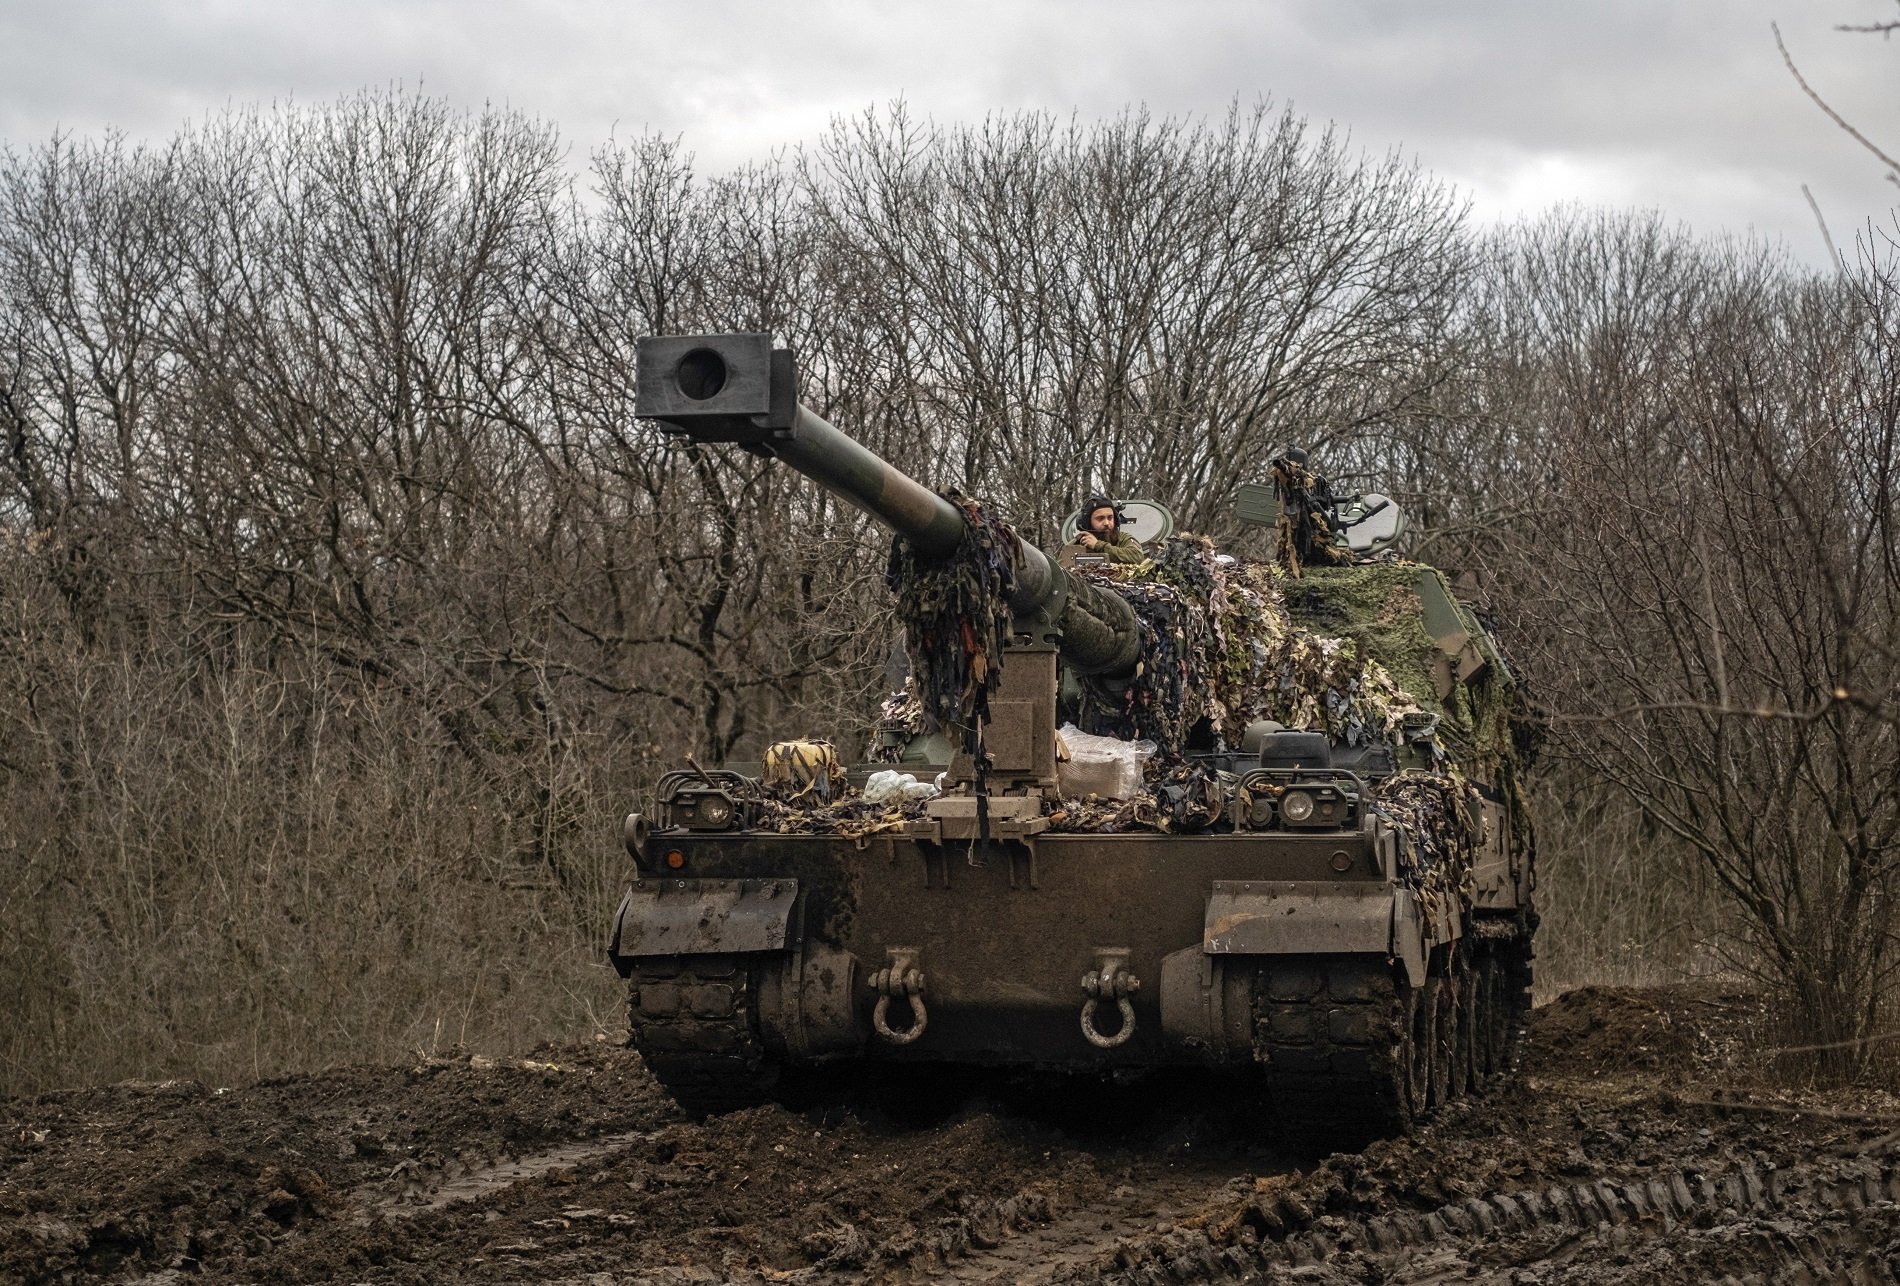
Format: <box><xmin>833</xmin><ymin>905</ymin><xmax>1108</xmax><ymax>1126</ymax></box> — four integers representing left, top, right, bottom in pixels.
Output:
<box><xmin>753</xmin><ymin>796</ymin><xmax>929</xmax><ymax>842</ymax></box>
<box><xmin>867</xmin><ymin>687</ymin><xmax>926</xmax><ymax>765</ymax></box>
<box><xmin>884</xmin><ymin>491</ymin><xmax>1016</xmax><ymax>762</ymax></box>
<box><xmin>1271</xmin><ymin>453</ymin><xmax>1354</xmax><ymax>575</ymax></box>
<box><xmin>1371</xmin><ymin>771</ymin><xmax>1482</xmax><ymax>915</ymax></box>
<box><xmin>1273</xmin><ymin>633</ymin><xmax>1420</xmax><ymax>750</ymax></box>
<box><xmin>707</xmin><ymin>756</ymin><xmax>930</xmax><ymax>842</ymax></box>
<box><xmin>1075</xmin><ymin>575</ymin><xmax>1210</xmax><ymax>751</ymax></box>
<box><xmin>1044</xmin><ymin>763</ymin><xmax>1224</xmax><ymax>833</ymax></box>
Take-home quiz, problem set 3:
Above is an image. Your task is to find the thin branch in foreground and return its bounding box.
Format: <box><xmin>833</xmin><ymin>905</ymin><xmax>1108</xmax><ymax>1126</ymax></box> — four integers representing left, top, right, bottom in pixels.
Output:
<box><xmin>1673</xmin><ymin>1096</ymin><xmax>1900</xmax><ymax>1125</ymax></box>
<box><xmin>1801</xmin><ymin>184</ymin><xmax>1843</xmax><ymax>269</ymax></box>
<box><xmin>1774</xmin><ymin>23</ymin><xmax>1900</xmax><ymax>180</ymax></box>
<box><xmin>1766</xmin><ymin>1027</ymin><xmax>1900</xmax><ymax>1056</ymax></box>
<box><xmin>1540</xmin><ymin>688</ymin><xmax>1886</xmax><ymax>727</ymax></box>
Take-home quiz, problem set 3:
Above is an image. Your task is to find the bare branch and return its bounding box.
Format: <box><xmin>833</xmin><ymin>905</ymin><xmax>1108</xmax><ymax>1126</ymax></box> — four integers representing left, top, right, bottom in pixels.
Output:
<box><xmin>1775</xmin><ymin>23</ymin><xmax>1900</xmax><ymax>179</ymax></box>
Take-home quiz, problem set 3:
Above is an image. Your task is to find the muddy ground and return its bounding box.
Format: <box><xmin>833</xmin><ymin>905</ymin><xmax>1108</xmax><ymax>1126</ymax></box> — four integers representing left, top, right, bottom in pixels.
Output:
<box><xmin>4</xmin><ymin>985</ymin><xmax>1897</xmax><ymax>1285</ymax></box>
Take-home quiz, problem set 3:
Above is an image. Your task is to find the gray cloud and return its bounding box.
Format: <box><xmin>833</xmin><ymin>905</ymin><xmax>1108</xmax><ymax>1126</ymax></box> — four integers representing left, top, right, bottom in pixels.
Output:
<box><xmin>1</xmin><ymin>0</ymin><xmax>1893</xmax><ymax>264</ymax></box>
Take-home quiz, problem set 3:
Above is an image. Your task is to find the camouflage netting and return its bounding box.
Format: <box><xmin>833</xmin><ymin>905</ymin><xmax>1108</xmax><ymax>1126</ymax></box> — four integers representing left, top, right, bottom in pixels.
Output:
<box><xmin>699</xmin><ymin>750</ymin><xmax>932</xmax><ymax>841</ymax></box>
<box><xmin>1372</xmin><ymin>772</ymin><xmax>1482</xmax><ymax>916</ymax></box>
<box><xmin>1074</xmin><ymin>535</ymin><xmax>1423</xmax><ymax>761</ymax></box>
<box><xmin>754</xmin><ymin>795</ymin><xmax>930</xmax><ymax>842</ymax></box>
<box><xmin>1271</xmin><ymin>453</ymin><xmax>1355</xmax><ymax>575</ymax></box>
<box><xmin>1072</xmin><ymin>572</ymin><xmax>1214</xmax><ymax>750</ymax></box>
<box><xmin>1047</xmin><ymin>760</ymin><xmax>1230</xmax><ymax>834</ymax></box>
<box><xmin>883</xmin><ymin>491</ymin><xmax>1017</xmax><ymax>763</ymax></box>
<box><xmin>851</xmin><ymin>512</ymin><xmax>1535</xmax><ymax>899</ymax></box>
<box><xmin>1042</xmin><ymin>538</ymin><xmax>1537</xmax><ymax>905</ymax></box>
<box><xmin>1277</xmin><ymin>560</ymin><xmax>1540</xmax><ymax>872</ymax></box>
<box><xmin>867</xmin><ymin>687</ymin><xmax>926</xmax><ymax>765</ymax></box>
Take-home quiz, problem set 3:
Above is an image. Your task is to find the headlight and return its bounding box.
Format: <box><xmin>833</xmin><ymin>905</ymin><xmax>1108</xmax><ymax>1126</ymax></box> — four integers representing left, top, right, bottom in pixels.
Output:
<box><xmin>1280</xmin><ymin>790</ymin><xmax>1316</xmax><ymax>824</ymax></box>
<box><xmin>672</xmin><ymin>788</ymin><xmax>740</xmax><ymax>830</ymax></box>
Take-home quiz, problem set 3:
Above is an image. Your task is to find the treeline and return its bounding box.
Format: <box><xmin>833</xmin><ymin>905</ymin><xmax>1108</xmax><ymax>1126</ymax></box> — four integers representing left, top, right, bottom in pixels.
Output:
<box><xmin>2</xmin><ymin>90</ymin><xmax>1894</xmax><ymax>1092</ymax></box>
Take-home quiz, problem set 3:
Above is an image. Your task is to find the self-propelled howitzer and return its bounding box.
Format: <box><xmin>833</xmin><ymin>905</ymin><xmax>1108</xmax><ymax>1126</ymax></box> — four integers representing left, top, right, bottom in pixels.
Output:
<box><xmin>610</xmin><ymin>333</ymin><xmax>1538</xmax><ymax>1147</ymax></box>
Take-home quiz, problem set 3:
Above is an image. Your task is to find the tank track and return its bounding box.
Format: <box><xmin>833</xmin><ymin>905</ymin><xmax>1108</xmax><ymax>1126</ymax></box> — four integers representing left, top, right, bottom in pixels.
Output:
<box><xmin>1253</xmin><ymin>936</ymin><xmax>1533</xmax><ymax>1151</ymax></box>
<box><xmin>1093</xmin><ymin>1155</ymin><xmax>1900</xmax><ymax>1284</ymax></box>
<box><xmin>625</xmin><ymin>954</ymin><xmax>780</xmax><ymax>1117</ymax></box>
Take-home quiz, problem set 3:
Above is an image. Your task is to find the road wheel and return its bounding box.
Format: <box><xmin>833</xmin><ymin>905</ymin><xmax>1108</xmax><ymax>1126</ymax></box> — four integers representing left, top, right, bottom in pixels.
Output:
<box><xmin>1403</xmin><ymin>979</ymin><xmax>1431</xmax><ymax>1119</ymax></box>
<box><xmin>1424</xmin><ymin>973</ymin><xmax>1453</xmax><ymax>1110</ymax></box>
<box><xmin>1454</xmin><ymin>957</ymin><xmax>1479</xmax><ymax>1099</ymax></box>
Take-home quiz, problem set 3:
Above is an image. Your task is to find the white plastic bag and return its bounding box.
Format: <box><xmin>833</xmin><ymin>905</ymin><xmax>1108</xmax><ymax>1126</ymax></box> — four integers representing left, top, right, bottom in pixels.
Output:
<box><xmin>1055</xmin><ymin>724</ymin><xmax>1157</xmax><ymax>800</ymax></box>
<box><xmin>863</xmin><ymin>768</ymin><xmax>939</xmax><ymax>804</ymax></box>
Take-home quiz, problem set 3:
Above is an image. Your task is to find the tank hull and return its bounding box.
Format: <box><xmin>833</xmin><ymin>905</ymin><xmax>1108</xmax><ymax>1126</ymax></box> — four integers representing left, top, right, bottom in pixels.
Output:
<box><xmin>609</xmin><ymin>826</ymin><xmax>1525</xmax><ymax>1071</ymax></box>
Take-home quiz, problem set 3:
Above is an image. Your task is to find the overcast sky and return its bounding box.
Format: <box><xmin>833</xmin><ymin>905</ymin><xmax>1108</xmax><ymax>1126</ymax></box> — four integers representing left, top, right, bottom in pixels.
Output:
<box><xmin>1</xmin><ymin>1</ymin><xmax>1895</xmax><ymax>267</ymax></box>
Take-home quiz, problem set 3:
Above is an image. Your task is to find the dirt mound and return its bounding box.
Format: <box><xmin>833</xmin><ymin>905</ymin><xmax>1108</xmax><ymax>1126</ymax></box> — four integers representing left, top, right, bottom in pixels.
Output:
<box><xmin>3</xmin><ymin>986</ymin><xmax>1897</xmax><ymax>1284</ymax></box>
<box><xmin>1521</xmin><ymin>982</ymin><xmax>1769</xmax><ymax>1079</ymax></box>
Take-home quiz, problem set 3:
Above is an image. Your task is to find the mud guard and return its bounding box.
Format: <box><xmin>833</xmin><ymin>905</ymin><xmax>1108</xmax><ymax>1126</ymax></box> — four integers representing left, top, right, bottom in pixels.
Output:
<box><xmin>1200</xmin><ymin>880</ymin><xmax>1437</xmax><ymax>988</ymax></box>
<box><xmin>609</xmin><ymin>877</ymin><xmax>798</xmax><ymax>971</ymax></box>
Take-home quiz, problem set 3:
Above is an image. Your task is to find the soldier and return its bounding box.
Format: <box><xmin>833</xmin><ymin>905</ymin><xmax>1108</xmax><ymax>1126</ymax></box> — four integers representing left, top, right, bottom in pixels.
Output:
<box><xmin>1073</xmin><ymin>495</ymin><xmax>1146</xmax><ymax>565</ymax></box>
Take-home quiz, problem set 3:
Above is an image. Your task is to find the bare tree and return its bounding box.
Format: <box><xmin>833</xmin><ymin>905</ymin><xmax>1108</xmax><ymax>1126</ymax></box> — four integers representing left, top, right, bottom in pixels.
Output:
<box><xmin>1448</xmin><ymin>211</ymin><xmax>1900</xmax><ymax>1074</ymax></box>
<box><xmin>802</xmin><ymin>101</ymin><xmax>1469</xmax><ymax>541</ymax></box>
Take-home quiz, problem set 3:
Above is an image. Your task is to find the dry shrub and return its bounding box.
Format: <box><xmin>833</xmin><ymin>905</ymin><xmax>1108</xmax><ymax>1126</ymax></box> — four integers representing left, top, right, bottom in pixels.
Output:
<box><xmin>1528</xmin><ymin>773</ymin><xmax>1736</xmax><ymax>996</ymax></box>
<box><xmin>0</xmin><ymin>569</ymin><xmax>626</xmax><ymax>1095</ymax></box>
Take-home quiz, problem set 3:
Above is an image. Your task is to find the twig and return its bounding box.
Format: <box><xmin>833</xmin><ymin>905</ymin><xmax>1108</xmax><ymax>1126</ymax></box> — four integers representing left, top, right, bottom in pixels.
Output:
<box><xmin>1539</xmin><ymin>694</ymin><xmax>1855</xmax><ymax>726</ymax></box>
<box><xmin>1694</xmin><ymin>526</ymin><xmax>1728</xmax><ymax>708</ymax></box>
<box><xmin>1766</xmin><ymin>1027</ymin><xmax>1900</xmax><ymax>1056</ymax></box>
<box><xmin>1801</xmin><ymin>184</ymin><xmax>1843</xmax><ymax>269</ymax></box>
<box><xmin>1774</xmin><ymin>23</ymin><xmax>1900</xmax><ymax>181</ymax></box>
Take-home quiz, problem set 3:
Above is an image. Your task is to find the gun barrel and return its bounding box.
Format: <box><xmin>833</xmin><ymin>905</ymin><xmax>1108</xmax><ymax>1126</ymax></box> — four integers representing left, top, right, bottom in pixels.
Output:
<box><xmin>775</xmin><ymin>405</ymin><xmax>967</xmax><ymax>558</ymax></box>
<box><xmin>775</xmin><ymin>405</ymin><xmax>1060</xmax><ymax>610</ymax></box>
<box><xmin>635</xmin><ymin>334</ymin><xmax>1118</xmax><ymax>668</ymax></box>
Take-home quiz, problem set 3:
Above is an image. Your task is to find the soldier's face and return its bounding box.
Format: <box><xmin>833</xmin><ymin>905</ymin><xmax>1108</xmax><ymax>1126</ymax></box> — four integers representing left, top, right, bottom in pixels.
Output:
<box><xmin>1088</xmin><ymin>507</ymin><xmax>1117</xmax><ymax>537</ymax></box>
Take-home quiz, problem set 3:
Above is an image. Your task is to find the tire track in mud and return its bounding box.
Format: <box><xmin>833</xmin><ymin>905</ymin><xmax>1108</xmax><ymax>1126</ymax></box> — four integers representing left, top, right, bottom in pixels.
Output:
<box><xmin>1082</xmin><ymin>1152</ymin><xmax>1900</xmax><ymax>1284</ymax></box>
<box><xmin>368</xmin><ymin>1129</ymin><xmax>666</xmax><ymax>1217</ymax></box>
<box><xmin>610</xmin><ymin>1165</ymin><xmax>1263</xmax><ymax>1285</ymax></box>
<box><xmin>438</xmin><ymin>1113</ymin><xmax>1269</xmax><ymax>1282</ymax></box>
<box><xmin>919</xmin><ymin>1168</ymin><xmax>1253</xmax><ymax>1285</ymax></box>
<box><xmin>308</xmin><ymin>1078</ymin><xmax>1288</xmax><ymax>1286</ymax></box>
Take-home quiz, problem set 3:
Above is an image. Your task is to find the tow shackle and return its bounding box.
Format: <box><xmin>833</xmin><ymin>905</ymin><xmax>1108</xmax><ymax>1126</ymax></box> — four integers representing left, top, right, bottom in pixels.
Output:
<box><xmin>870</xmin><ymin>947</ymin><xmax>928</xmax><ymax>1045</ymax></box>
<box><xmin>1080</xmin><ymin>950</ymin><xmax>1142</xmax><ymax>1049</ymax></box>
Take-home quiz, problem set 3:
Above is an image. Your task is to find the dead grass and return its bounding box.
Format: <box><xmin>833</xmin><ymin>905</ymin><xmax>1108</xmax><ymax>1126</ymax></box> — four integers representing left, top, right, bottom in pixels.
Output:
<box><xmin>1527</xmin><ymin>775</ymin><xmax>1738</xmax><ymax>999</ymax></box>
<box><xmin>0</xmin><ymin>640</ymin><xmax>631</xmax><ymax>1096</ymax></box>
